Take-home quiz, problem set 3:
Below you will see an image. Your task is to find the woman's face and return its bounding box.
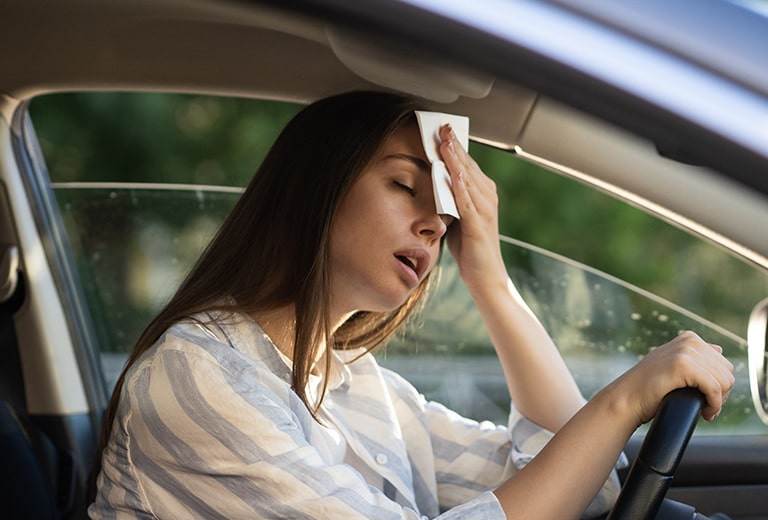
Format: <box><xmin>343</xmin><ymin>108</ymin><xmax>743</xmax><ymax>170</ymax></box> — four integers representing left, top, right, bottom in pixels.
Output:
<box><xmin>329</xmin><ymin>121</ymin><xmax>452</xmax><ymax>317</ymax></box>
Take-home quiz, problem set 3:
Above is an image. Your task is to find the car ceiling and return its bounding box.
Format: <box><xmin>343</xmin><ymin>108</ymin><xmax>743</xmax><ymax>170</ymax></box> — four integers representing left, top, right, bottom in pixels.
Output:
<box><xmin>1</xmin><ymin>0</ymin><xmax>767</xmax><ymax>270</ymax></box>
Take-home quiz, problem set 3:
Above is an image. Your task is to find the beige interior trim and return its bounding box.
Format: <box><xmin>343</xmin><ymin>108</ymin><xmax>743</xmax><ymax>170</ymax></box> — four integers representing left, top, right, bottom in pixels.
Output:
<box><xmin>518</xmin><ymin>97</ymin><xmax>768</xmax><ymax>270</ymax></box>
<box><xmin>0</xmin><ymin>101</ymin><xmax>89</xmax><ymax>414</ymax></box>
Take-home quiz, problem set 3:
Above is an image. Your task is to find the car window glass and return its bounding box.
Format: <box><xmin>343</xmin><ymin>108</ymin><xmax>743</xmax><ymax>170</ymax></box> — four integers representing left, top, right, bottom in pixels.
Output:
<box><xmin>30</xmin><ymin>92</ymin><xmax>768</xmax><ymax>435</ymax></box>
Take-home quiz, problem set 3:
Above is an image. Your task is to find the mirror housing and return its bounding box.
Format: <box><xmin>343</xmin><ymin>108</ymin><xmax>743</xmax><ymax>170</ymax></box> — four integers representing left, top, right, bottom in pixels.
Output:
<box><xmin>748</xmin><ymin>297</ymin><xmax>768</xmax><ymax>426</ymax></box>
<box><xmin>0</xmin><ymin>245</ymin><xmax>19</xmax><ymax>303</ymax></box>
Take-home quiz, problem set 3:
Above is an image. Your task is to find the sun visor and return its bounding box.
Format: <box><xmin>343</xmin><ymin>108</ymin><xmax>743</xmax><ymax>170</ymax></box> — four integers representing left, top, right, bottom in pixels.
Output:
<box><xmin>326</xmin><ymin>28</ymin><xmax>494</xmax><ymax>103</ymax></box>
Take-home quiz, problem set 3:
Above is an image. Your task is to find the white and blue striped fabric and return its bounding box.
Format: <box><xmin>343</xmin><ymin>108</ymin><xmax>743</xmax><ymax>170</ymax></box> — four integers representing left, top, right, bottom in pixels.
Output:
<box><xmin>90</xmin><ymin>312</ymin><xmax>621</xmax><ymax>519</ymax></box>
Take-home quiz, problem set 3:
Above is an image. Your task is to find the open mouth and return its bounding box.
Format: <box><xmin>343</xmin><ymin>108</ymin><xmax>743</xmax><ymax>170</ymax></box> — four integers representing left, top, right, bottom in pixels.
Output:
<box><xmin>396</xmin><ymin>255</ymin><xmax>417</xmax><ymax>272</ymax></box>
<box><xmin>394</xmin><ymin>249</ymin><xmax>429</xmax><ymax>283</ymax></box>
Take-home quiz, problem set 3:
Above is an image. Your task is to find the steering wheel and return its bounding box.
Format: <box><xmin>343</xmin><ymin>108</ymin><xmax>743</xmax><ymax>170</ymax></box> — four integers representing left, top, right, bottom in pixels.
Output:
<box><xmin>606</xmin><ymin>387</ymin><xmax>705</xmax><ymax>520</ymax></box>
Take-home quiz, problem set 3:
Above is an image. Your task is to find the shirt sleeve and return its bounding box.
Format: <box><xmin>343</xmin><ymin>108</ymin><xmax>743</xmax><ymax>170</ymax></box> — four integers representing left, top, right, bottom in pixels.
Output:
<box><xmin>382</xmin><ymin>368</ymin><xmax>626</xmax><ymax>519</ymax></box>
<box><xmin>105</xmin><ymin>336</ymin><xmax>506</xmax><ymax>519</ymax></box>
<box><xmin>507</xmin><ymin>403</ymin><xmax>628</xmax><ymax>519</ymax></box>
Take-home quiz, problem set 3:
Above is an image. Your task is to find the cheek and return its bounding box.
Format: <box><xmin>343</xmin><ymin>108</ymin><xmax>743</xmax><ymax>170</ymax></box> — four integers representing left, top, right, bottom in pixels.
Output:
<box><xmin>429</xmin><ymin>243</ymin><xmax>444</xmax><ymax>272</ymax></box>
<box><xmin>331</xmin><ymin>196</ymin><xmax>386</xmax><ymax>262</ymax></box>
<box><xmin>337</xmin><ymin>180</ymin><xmax>388</xmax><ymax>222</ymax></box>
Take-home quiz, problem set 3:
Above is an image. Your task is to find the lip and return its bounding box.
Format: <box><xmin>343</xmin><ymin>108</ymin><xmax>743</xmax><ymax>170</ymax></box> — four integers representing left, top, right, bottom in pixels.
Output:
<box><xmin>393</xmin><ymin>248</ymin><xmax>431</xmax><ymax>287</ymax></box>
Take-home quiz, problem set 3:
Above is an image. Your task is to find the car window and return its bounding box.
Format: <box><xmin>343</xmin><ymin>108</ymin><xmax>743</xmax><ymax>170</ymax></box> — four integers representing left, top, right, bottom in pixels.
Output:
<box><xmin>52</xmin><ymin>184</ymin><xmax>241</xmax><ymax>363</ymax></box>
<box><xmin>29</xmin><ymin>92</ymin><xmax>768</xmax><ymax>435</ymax></box>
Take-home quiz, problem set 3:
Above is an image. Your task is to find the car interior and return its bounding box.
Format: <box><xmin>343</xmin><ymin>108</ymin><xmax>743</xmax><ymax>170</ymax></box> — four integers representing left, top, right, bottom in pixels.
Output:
<box><xmin>1</xmin><ymin>0</ymin><xmax>767</xmax><ymax>518</ymax></box>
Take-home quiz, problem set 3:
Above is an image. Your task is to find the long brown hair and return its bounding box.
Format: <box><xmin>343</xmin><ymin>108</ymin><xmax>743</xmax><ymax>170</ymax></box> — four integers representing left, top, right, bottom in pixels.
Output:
<box><xmin>89</xmin><ymin>91</ymin><xmax>436</xmax><ymax>500</ymax></box>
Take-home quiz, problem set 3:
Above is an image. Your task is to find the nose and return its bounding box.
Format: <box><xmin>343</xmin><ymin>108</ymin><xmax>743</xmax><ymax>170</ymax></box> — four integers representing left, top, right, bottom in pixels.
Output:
<box><xmin>415</xmin><ymin>211</ymin><xmax>450</xmax><ymax>242</ymax></box>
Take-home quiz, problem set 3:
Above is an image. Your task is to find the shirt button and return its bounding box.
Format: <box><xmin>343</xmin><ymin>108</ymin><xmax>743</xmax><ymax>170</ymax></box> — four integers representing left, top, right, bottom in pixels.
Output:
<box><xmin>421</xmin><ymin>516</ymin><xmax>429</xmax><ymax>520</ymax></box>
<box><xmin>375</xmin><ymin>453</ymin><xmax>388</xmax><ymax>465</ymax></box>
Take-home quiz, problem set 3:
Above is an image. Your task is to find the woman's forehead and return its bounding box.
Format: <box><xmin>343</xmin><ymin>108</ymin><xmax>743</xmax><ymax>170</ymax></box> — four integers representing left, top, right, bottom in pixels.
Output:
<box><xmin>378</xmin><ymin>122</ymin><xmax>428</xmax><ymax>163</ymax></box>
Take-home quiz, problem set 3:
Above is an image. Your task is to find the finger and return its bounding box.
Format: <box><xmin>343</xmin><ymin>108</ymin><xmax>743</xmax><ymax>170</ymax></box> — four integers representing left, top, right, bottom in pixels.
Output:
<box><xmin>440</xmin><ymin>138</ymin><xmax>478</xmax><ymax>217</ymax></box>
<box><xmin>700</xmin><ymin>341</ymin><xmax>735</xmax><ymax>395</ymax></box>
<box><xmin>666</xmin><ymin>331</ymin><xmax>732</xmax><ymax>420</ymax></box>
<box><xmin>439</xmin><ymin>125</ymin><xmax>495</xmax><ymax>198</ymax></box>
<box><xmin>712</xmin><ymin>357</ymin><xmax>735</xmax><ymax>406</ymax></box>
<box><xmin>450</xmin><ymin>161</ymin><xmax>479</xmax><ymax>220</ymax></box>
<box><xmin>690</xmin><ymin>367</ymin><xmax>725</xmax><ymax>421</ymax></box>
<box><xmin>439</xmin><ymin>124</ymin><xmax>471</xmax><ymax>172</ymax></box>
<box><xmin>692</xmin><ymin>344</ymin><xmax>734</xmax><ymax>420</ymax></box>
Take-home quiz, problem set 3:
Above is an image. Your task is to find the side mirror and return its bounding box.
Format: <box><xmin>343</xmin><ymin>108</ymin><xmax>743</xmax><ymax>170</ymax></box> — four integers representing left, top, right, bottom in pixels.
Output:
<box><xmin>748</xmin><ymin>297</ymin><xmax>768</xmax><ymax>426</ymax></box>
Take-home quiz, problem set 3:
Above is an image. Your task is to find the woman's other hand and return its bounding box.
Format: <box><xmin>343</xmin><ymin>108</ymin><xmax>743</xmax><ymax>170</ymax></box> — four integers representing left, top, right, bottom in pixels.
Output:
<box><xmin>604</xmin><ymin>331</ymin><xmax>735</xmax><ymax>426</ymax></box>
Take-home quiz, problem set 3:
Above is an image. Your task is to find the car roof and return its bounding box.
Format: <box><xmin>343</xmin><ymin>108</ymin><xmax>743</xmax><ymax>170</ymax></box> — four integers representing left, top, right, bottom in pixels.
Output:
<box><xmin>1</xmin><ymin>0</ymin><xmax>767</xmax><ymax>269</ymax></box>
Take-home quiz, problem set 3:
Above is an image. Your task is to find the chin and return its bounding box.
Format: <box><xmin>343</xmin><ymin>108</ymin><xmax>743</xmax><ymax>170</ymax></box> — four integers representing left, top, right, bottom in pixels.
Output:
<box><xmin>360</xmin><ymin>289</ymin><xmax>414</xmax><ymax>314</ymax></box>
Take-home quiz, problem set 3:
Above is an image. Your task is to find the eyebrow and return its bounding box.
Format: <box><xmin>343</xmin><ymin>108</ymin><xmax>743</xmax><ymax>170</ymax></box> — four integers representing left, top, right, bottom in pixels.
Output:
<box><xmin>383</xmin><ymin>153</ymin><xmax>430</xmax><ymax>173</ymax></box>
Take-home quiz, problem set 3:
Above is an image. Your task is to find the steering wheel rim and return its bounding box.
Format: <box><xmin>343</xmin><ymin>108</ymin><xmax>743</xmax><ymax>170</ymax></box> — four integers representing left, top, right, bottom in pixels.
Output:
<box><xmin>606</xmin><ymin>387</ymin><xmax>705</xmax><ymax>520</ymax></box>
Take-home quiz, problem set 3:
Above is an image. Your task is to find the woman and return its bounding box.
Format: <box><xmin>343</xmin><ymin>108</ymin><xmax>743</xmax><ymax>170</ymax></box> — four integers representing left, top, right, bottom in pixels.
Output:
<box><xmin>89</xmin><ymin>91</ymin><xmax>734</xmax><ymax>519</ymax></box>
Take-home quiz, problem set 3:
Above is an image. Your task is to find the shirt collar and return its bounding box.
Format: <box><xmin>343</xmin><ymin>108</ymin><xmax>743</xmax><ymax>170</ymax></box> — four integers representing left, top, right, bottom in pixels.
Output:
<box><xmin>214</xmin><ymin>311</ymin><xmax>355</xmax><ymax>395</ymax></box>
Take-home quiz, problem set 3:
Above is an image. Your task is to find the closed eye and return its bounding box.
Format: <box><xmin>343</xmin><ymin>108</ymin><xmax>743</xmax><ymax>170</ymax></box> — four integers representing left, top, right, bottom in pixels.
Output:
<box><xmin>394</xmin><ymin>181</ymin><xmax>416</xmax><ymax>197</ymax></box>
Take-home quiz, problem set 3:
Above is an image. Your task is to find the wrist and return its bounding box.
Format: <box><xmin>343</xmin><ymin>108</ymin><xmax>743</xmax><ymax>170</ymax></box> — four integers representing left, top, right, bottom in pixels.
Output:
<box><xmin>466</xmin><ymin>274</ymin><xmax>515</xmax><ymax>307</ymax></box>
<box><xmin>592</xmin><ymin>380</ymin><xmax>644</xmax><ymax>431</ymax></box>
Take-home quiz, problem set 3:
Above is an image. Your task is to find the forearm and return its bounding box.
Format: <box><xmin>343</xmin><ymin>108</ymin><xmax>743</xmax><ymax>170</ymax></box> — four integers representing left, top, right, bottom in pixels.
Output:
<box><xmin>491</xmin><ymin>328</ymin><xmax>735</xmax><ymax>519</ymax></box>
<box><xmin>493</xmin><ymin>387</ymin><xmax>634</xmax><ymax>519</ymax></box>
<box><xmin>472</xmin><ymin>277</ymin><xmax>584</xmax><ymax>432</ymax></box>
<box><xmin>437</xmin><ymin>125</ymin><xmax>582</xmax><ymax>431</ymax></box>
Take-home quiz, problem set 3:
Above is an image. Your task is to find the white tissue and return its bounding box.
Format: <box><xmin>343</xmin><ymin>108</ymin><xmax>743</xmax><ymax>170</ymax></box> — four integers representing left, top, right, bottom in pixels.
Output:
<box><xmin>414</xmin><ymin>111</ymin><xmax>469</xmax><ymax>220</ymax></box>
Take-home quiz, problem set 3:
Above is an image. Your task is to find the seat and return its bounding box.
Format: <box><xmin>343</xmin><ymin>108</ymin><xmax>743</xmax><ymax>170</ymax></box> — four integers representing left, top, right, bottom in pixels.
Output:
<box><xmin>0</xmin><ymin>246</ymin><xmax>76</xmax><ymax>519</ymax></box>
<box><xmin>0</xmin><ymin>397</ymin><xmax>59</xmax><ymax>519</ymax></box>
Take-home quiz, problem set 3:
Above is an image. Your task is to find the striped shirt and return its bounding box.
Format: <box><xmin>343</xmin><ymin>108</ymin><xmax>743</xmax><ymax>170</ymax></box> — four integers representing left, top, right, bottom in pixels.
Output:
<box><xmin>90</xmin><ymin>312</ymin><xmax>622</xmax><ymax>519</ymax></box>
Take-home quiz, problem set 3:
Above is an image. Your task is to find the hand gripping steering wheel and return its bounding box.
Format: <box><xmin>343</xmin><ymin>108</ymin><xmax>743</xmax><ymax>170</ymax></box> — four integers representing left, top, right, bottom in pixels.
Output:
<box><xmin>606</xmin><ymin>387</ymin><xmax>705</xmax><ymax>520</ymax></box>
